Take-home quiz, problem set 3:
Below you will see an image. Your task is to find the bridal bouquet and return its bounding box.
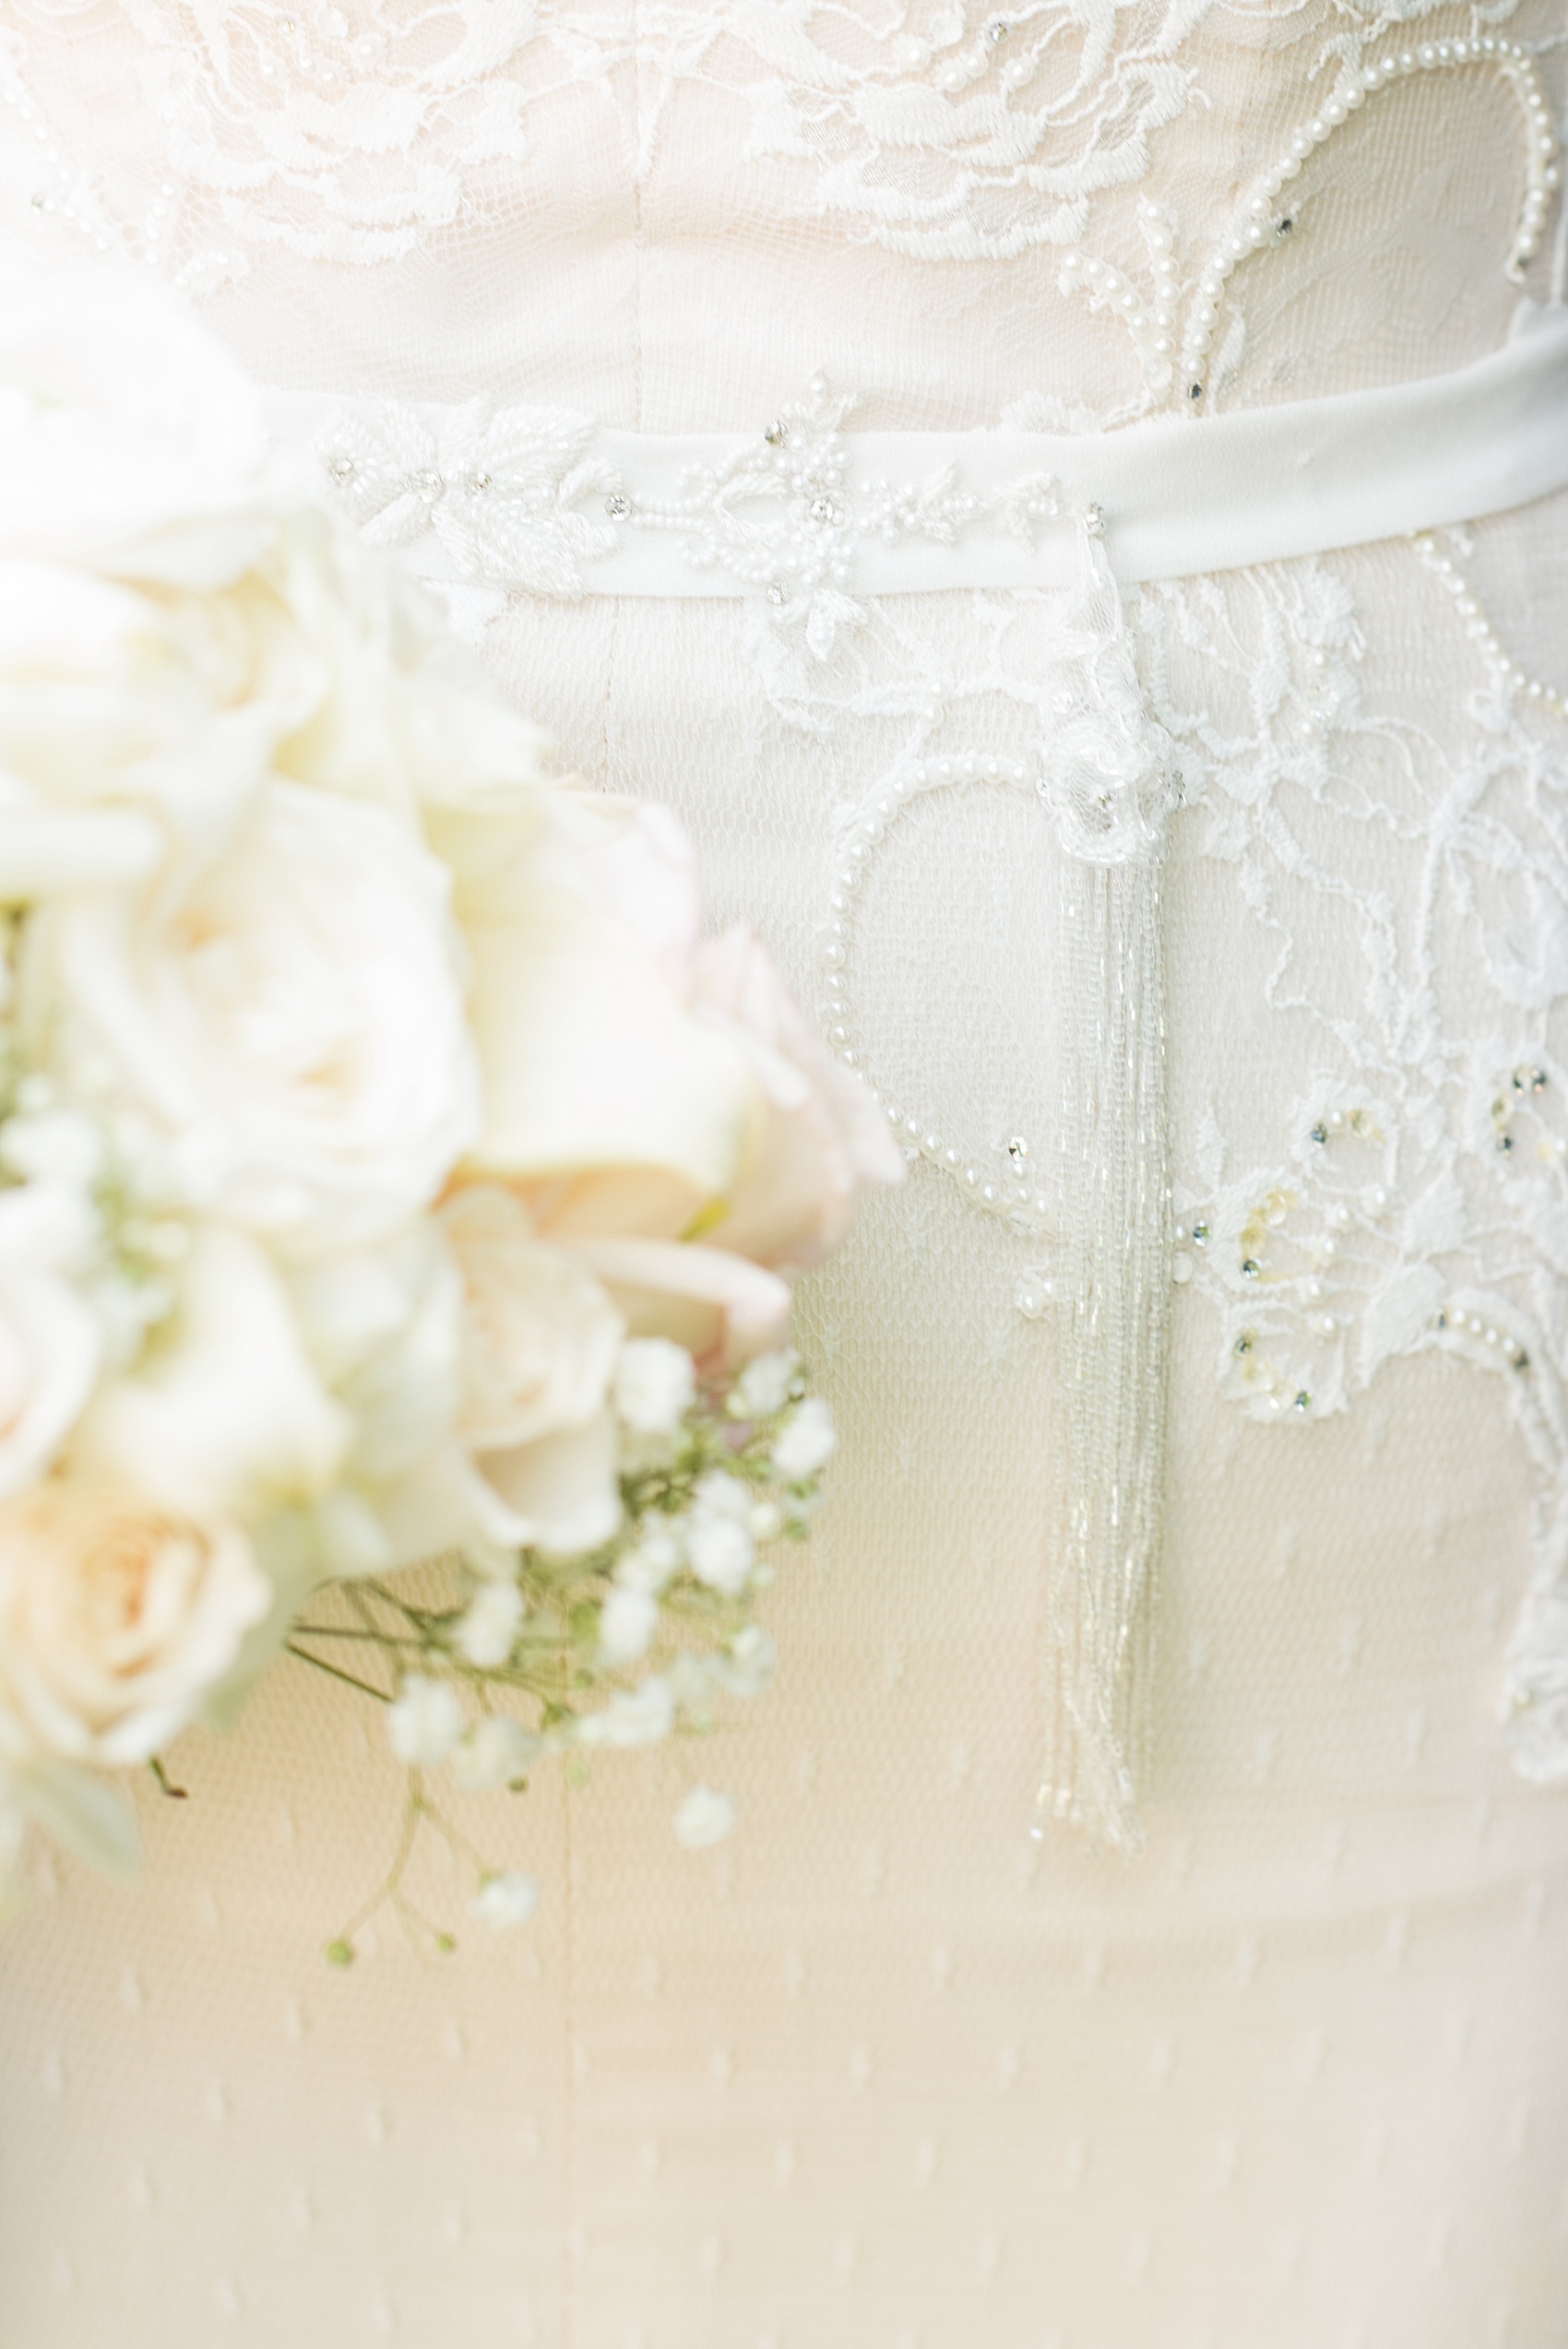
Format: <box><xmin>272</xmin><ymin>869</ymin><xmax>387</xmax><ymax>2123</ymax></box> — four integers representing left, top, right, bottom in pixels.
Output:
<box><xmin>0</xmin><ymin>254</ymin><xmax>898</xmax><ymax>1944</ymax></box>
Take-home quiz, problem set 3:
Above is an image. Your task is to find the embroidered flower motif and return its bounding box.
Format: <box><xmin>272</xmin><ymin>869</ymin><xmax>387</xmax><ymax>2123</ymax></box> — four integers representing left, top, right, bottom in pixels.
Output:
<box><xmin>99</xmin><ymin>0</ymin><xmax>544</xmax><ymax>281</ymax></box>
<box><xmin>317</xmin><ymin>398</ymin><xmax>622</xmax><ymax>597</ymax></box>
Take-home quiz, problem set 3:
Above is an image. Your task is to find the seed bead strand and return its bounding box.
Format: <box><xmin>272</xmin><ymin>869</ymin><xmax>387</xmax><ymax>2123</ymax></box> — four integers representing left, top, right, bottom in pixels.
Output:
<box><xmin>1181</xmin><ymin>40</ymin><xmax>1561</xmax><ymax>403</ymax></box>
<box><xmin>817</xmin><ymin>754</ymin><xmax>1052</xmax><ymax>1233</ymax></box>
<box><xmin>1412</xmin><ymin>531</ymin><xmax>1568</xmax><ymax>719</ymax></box>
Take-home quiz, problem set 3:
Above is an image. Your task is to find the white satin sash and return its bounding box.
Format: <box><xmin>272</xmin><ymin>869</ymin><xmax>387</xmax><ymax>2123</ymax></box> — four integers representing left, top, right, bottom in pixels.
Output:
<box><xmin>266</xmin><ymin>305</ymin><xmax>1568</xmax><ymax>603</ymax></box>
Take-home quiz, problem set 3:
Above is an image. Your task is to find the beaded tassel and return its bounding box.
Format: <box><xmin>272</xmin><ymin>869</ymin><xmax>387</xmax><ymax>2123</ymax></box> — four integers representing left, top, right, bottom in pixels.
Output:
<box><xmin>1036</xmin><ymin>514</ymin><xmax>1174</xmax><ymax>1852</ymax></box>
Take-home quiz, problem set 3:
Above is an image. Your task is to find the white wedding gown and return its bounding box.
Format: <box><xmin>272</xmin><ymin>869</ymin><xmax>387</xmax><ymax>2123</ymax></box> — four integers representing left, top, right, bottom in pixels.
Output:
<box><xmin>5</xmin><ymin>7</ymin><xmax>1568</xmax><ymax>2345</ymax></box>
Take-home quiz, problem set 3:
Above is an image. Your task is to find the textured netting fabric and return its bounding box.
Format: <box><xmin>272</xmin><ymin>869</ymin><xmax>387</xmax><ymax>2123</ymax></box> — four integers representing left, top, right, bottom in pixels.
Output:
<box><xmin>4</xmin><ymin>6</ymin><xmax>1568</xmax><ymax>2346</ymax></box>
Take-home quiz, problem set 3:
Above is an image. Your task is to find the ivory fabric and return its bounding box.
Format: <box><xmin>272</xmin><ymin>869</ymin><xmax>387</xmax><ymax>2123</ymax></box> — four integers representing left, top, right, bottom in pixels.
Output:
<box><xmin>4</xmin><ymin>8</ymin><xmax>1568</xmax><ymax>2349</ymax></box>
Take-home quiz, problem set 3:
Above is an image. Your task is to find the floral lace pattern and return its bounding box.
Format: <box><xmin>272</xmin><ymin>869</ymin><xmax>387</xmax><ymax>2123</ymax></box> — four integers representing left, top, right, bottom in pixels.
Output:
<box><xmin>7</xmin><ymin>0</ymin><xmax>1212</xmax><ymax>279</ymax></box>
<box><xmin>745</xmin><ymin>502</ymin><xmax>1568</xmax><ymax>1777</ymax></box>
<box><xmin>138</xmin><ymin>0</ymin><xmax>554</xmax><ymax>263</ymax></box>
<box><xmin>1134</xmin><ymin>544</ymin><xmax>1568</xmax><ymax>1773</ymax></box>
<box><xmin>695</xmin><ymin>0</ymin><xmax>1201</xmax><ymax>263</ymax></box>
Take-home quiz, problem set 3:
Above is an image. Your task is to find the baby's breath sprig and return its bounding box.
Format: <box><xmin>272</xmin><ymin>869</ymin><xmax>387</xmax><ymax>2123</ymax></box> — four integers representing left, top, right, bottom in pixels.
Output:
<box><xmin>294</xmin><ymin>1347</ymin><xmax>835</xmax><ymax>1963</ymax></box>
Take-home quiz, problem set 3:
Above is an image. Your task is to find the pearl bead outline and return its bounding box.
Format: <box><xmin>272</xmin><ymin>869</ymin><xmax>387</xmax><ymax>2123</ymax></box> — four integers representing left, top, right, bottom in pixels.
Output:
<box><xmin>816</xmin><ymin>753</ymin><xmax>1055</xmax><ymax>1237</ymax></box>
<box><xmin>1058</xmin><ymin>199</ymin><xmax>1182</xmax><ymax>397</ymax></box>
<box><xmin>1411</xmin><ymin>530</ymin><xmax>1568</xmax><ymax>720</ymax></box>
<box><xmin>1180</xmin><ymin>40</ymin><xmax>1561</xmax><ymax>404</ymax></box>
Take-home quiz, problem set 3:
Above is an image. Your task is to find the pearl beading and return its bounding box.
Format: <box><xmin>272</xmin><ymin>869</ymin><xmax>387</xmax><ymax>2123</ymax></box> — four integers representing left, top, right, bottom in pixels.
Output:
<box><xmin>1432</xmin><ymin>1302</ymin><xmax>1532</xmax><ymax>1378</ymax></box>
<box><xmin>817</xmin><ymin>753</ymin><xmax>1056</xmax><ymax>1250</ymax></box>
<box><xmin>1411</xmin><ymin>531</ymin><xmax>1568</xmax><ymax>720</ymax></box>
<box><xmin>304</xmin><ymin>374</ymin><xmax>1073</xmax><ymax>607</ymax></box>
<box><xmin>3</xmin><ymin>67</ymin><xmax>123</xmax><ymax>266</ymax></box>
<box><xmin>1058</xmin><ymin>200</ymin><xmax>1182</xmax><ymax>399</ymax></box>
<box><xmin>1179</xmin><ymin>39</ymin><xmax>1561</xmax><ymax>404</ymax></box>
<box><xmin>617</xmin><ymin>376</ymin><xmax>1063</xmax><ymax>609</ymax></box>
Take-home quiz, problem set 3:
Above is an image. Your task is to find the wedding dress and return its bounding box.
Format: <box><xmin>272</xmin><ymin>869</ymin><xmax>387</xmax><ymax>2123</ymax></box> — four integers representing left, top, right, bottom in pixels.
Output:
<box><xmin>4</xmin><ymin>6</ymin><xmax>1568</xmax><ymax>2345</ymax></box>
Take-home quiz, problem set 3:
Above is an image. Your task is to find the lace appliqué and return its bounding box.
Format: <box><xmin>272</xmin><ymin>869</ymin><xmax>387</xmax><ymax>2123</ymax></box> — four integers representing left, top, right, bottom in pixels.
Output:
<box><xmin>1138</xmin><ymin>540</ymin><xmax>1568</xmax><ymax>1780</ymax></box>
<box><xmin>4</xmin><ymin>0</ymin><xmax>557</xmax><ymax>288</ymax></box>
<box><xmin>312</xmin><ymin>374</ymin><xmax>1066</xmax><ymax>613</ymax></box>
<box><xmin>713</xmin><ymin>0</ymin><xmax>1199</xmax><ymax>263</ymax></box>
<box><xmin>319</xmin><ymin>398</ymin><xmax>622</xmax><ymax>598</ymax></box>
<box><xmin>624</xmin><ymin>375</ymin><xmax>1061</xmax><ymax>647</ymax></box>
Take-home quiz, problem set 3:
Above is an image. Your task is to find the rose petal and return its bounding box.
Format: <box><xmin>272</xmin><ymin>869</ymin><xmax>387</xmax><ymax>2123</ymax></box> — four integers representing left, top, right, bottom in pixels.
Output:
<box><xmin>564</xmin><ymin>1237</ymin><xmax>791</xmax><ymax>1370</ymax></box>
<box><xmin>478</xmin><ymin>1407</ymin><xmax>622</xmax><ymax>1555</ymax></box>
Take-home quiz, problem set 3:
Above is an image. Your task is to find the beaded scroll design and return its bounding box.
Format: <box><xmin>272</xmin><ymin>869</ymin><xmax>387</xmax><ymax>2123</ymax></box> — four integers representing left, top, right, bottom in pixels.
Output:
<box><xmin>1057</xmin><ymin>31</ymin><xmax>1560</xmax><ymax>419</ymax></box>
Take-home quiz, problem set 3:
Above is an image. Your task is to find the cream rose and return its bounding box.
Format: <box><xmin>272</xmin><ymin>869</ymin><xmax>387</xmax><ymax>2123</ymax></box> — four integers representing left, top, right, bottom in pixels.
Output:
<box><xmin>0</xmin><ymin>1185</ymin><xmax>101</xmax><ymax>1499</ymax></box>
<box><xmin>30</xmin><ymin>777</ymin><xmax>481</xmax><ymax>1251</ymax></box>
<box><xmin>0</xmin><ymin>247</ymin><xmax>284</xmax><ymax>591</ymax></box>
<box><xmin>0</xmin><ymin>1483</ymin><xmax>268</xmax><ymax>1770</ymax></box>
<box><xmin>436</xmin><ymin>789</ymin><xmax>759</xmax><ymax>1237</ymax></box>
<box><xmin>690</xmin><ymin>924</ymin><xmax>906</xmax><ymax>1271</ymax></box>
<box><xmin>438</xmin><ymin>1189</ymin><xmax>625</xmax><ymax>1556</ymax></box>
<box><xmin>291</xmin><ymin>1223</ymin><xmax>517</xmax><ymax>1574</ymax></box>
<box><xmin>436</xmin><ymin>790</ymin><xmax>798</xmax><ymax>1365</ymax></box>
<box><xmin>71</xmin><ymin>1224</ymin><xmax>349</xmax><ymax>1524</ymax></box>
<box><xmin>264</xmin><ymin>515</ymin><xmax>552</xmax><ymax>826</ymax></box>
<box><xmin>0</xmin><ymin>553</ymin><xmax>285</xmax><ymax>882</ymax></box>
<box><xmin>442</xmin><ymin>1186</ymin><xmax>624</xmax><ymax>1452</ymax></box>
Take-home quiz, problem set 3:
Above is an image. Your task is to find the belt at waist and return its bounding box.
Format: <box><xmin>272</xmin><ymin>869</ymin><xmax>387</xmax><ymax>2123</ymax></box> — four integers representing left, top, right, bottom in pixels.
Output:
<box><xmin>264</xmin><ymin>306</ymin><xmax>1568</xmax><ymax>603</ymax></box>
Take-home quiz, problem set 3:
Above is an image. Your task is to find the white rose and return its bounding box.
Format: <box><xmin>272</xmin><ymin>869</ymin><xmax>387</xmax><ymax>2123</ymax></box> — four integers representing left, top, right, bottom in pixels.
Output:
<box><xmin>0</xmin><ymin>248</ymin><xmax>286</xmax><ymax>589</ymax></box>
<box><xmin>435</xmin><ymin>789</ymin><xmax>758</xmax><ymax>1235</ymax></box>
<box><xmin>478</xmin><ymin>1410</ymin><xmax>622</xmax><ymax>1558</ymax></box>
<box><xmin>0</xmin><ymin>1483</ymin><xmax>268</xmax><ymax>1772</ymax></box>
<box><xmin>612</xmin><ymin>1336</ymin><xmax>695</xmax><ymax>1436</ymax></box>
<box><xmin>264</xmin><ymin>516</ymin><xmax>551</xmax><ymax>825</ymax></box>
<box><xmin>70</xmin><ymin>1223</ymin><xmax>349</xmax><ymax>1525</ymax></box>
<box><xmin>433</xmin><ymin>796</ymin><xmax>821</xmax><ymax>1373</ymax></box>
<box><xmin>426</xmin><ymin>1187</ymin><xmax>626</xmax><ymax>1559</ymax></box>
<box><xmin>0</xmin><ymin>1186</ymin><xmax>101</xmax><ymax>1498</ymax></box>
<box><xmin>565</xmin><ymin>1234</ymin><xmax>792</xmax><ymax>1372</ymax></box>
<box><xmin>30</xmin><ymin>778</ymin><xmax>481</xmax><ymax>1252</ymax></box>
<box><xmin>279</xmin><ymin>1225</ymin><xmax>524</xmax><ymax>1578</ymax></box>
<box><xmin>0</xmin><ymin>557</ymin><xmax>279</xmax><ymax>882</ymax></box>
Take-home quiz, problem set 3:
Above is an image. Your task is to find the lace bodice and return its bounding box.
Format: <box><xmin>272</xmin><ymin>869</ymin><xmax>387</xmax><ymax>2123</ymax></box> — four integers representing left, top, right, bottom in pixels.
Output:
<box><xmin>4</xmin><ymin>9</ymin><xmax>1568</xmax><ymax>2349</ymax></box>
<box><xmin>6</xmin><ymin>1</ymin><xmax>1561</xmax><ymax>420</ymax></box>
